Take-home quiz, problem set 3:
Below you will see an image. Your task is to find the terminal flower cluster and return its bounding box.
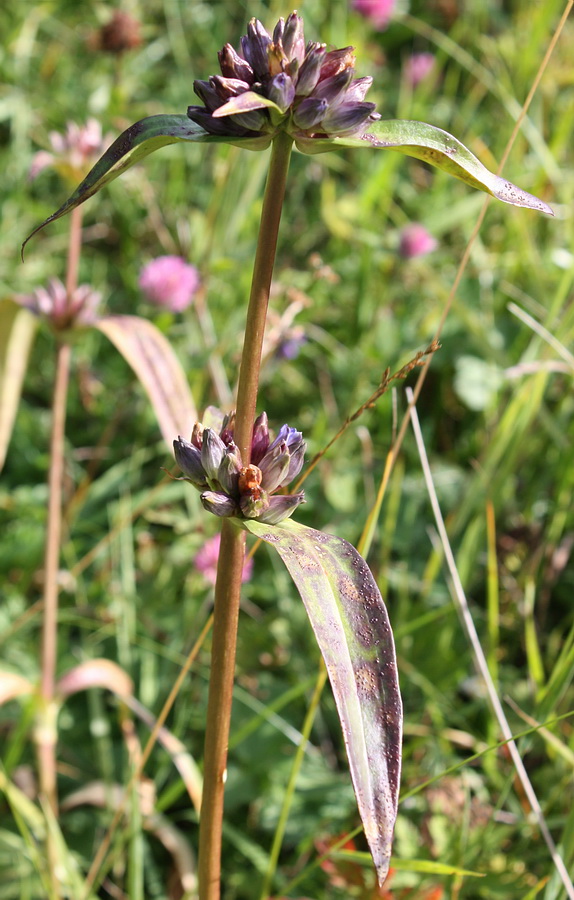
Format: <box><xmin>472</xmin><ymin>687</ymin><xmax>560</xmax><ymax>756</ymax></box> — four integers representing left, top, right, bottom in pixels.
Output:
<box><xmin>186</xmin><ymin>11</ymin><xmax>380</xmax><ymax>140</ymax></box>
<box><xmin>15</xmin><ymin>278</ymin><xmax>101</xmax><ymax>330</ymax></box>
<box><xmin>174</xmin><ymin>410</ymin><xmax>305</xmax><ymax>525</ymax></box>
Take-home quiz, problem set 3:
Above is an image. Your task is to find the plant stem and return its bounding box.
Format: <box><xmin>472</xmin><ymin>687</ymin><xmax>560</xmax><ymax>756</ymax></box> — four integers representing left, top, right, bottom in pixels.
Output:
<box><xmin>233</xmin><ymin>131</ymin><xmax>293</xmax><ymax>462</ymax></box>
<box><xmin>36</xmin><ymin>206</ymin><xmax>82</xmax><ymax>896</ymax></box>
<box><xmin>37</xmin><ymin>340</ymin><xmax>71</xmax><ymax>814</ymax></box>
<box><xmin>197</xmin><ymin>132</ymin><xmax>293</xmax><ymax>900</ymax></box>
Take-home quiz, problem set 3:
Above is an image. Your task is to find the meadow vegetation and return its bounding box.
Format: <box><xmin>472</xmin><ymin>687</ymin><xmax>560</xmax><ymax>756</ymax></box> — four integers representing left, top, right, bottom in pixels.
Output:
<box><xmin>1</xmin><ymin>0</ymin><xmax>573</xmax><ymax>897</ymax></box>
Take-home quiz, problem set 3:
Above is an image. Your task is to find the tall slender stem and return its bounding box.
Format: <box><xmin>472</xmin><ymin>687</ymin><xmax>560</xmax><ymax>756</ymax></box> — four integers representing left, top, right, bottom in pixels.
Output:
<box><xmin>35</xmin><ymin>208</ymin><xmax>83</xmax><ymax>896</ymax></box>
<box><xmin>233</xmin><ymin>132</ymin><xmax>293</xmax><ymax>463</ymax></box>
<box><xmin>197</xmin><ymin>132</ymin><xmax>293</xmax><ymax>900</ymax></box>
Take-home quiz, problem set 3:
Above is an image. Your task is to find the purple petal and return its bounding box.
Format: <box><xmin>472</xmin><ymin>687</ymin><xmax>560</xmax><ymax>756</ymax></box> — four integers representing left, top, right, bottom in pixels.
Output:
<box><xmin>200</xmin><ymin>491</ymin><xmax>238</xmax><ymax>517</ymax></box>
<box><xmin>256</xmin><ymin>492</ymin><xmax>305</xmax><ymax>525</ymax></box>
<box><xmin>251</xmin><ymin>412</ymin><xmax>270</xmax><ymax>464</ymax></box>
<box><xmin>293</xmin><ymin>97</ymin><xmax>328</xmax><ymax>130</ymax></box>
<box><xmin>321</xmin><ymin>102</ymin><xmax>378</xmax><ymax>136</ymax></box>
<box><xmin>295</xmin><ymin>44</ymin><xmax>326</xmax><ymax>96</ymax></box>
<box><xmin>268</xmin><ymin>73</ymin><xmax>295</xmax><ymax>112</ymax></box>
<box><xmin>282</xmin><ymin>12</ymin><xmax>306</xmax><ymax>66</ymax></box>
<box><xmin>241</xmin><ymin>19</ymin><xmax>272</xmax><ymax>79</ymax></box>
<box><xmin>218</xmin><ymin>43</ymin><xmax>254</xmax><ymax>83</ymax></box>
<box><xmin>173</xmin><ymin>437</ymin><xmax>208</xmax><ymax>488</ymax></box>
<box><xmin>201</xmin><ymin>428</ymin><xmax>227</xmax><ymax>481</ymax></box>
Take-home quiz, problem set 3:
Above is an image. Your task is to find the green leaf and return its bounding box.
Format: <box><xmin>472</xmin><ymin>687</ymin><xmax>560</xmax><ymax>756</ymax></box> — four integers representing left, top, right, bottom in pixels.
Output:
<box><xmin>0</xmin><ymin>299</ymin><xmax>37</xmax><ymax>472</ymax></box>
<box><xmin>22</xmin><ymin>115</ymin><xmax>272</xmax><ymax>254</ymax></box>
<box><xmin>333</xmin><ymin>850</ymin><xmax>484</xmax><ymax>877</ymax></box>
<box><xmin>295</xmin><ymin>119</ymin><xmax>553</xmax><ymax>215</ymax></box>
<box><xmin>95</xmin><ymin>314</ymin><xmax>197</xmax><ymax>451</ymax></box>
<box><xmin>240</xmin><ymin>517</ymin><xmax>402</xmax><ymax>887</ymax></box>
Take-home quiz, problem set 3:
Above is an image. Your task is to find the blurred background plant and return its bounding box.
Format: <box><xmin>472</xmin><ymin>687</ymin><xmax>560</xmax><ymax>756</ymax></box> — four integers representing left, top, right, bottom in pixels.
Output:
<box><xmin>1</xmin><ymin>0</ymin><xmax>573</xmax><ymax>898</ymax></box>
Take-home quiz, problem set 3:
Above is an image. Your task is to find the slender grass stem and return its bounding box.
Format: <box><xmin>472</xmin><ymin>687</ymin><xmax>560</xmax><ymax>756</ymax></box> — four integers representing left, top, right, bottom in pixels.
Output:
<box><xmin>197</xmin><ymin>132</ymin><xmax>293</xmax><ymax>900</ymax></box>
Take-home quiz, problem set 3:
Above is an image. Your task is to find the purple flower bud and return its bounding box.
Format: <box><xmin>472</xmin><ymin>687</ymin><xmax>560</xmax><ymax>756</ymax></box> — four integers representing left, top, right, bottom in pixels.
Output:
<box><xmin>173</xmin><ymin>437</ymin><xmax>208</xmax><ymax>488</ymax></box>
<box><xmin>282</xmin><ymin>12</ymin><xmax>306</xmax><ymax>66</ymax></box>
<box><xmin>187</xmin><ymin>106</ymin><xmax>249</xmax><ymax>136</ymax></box>
<box><xmin>314</xmin><ymin>68</ymin><xmax>354</xmax><ymax>105</ymax></box>
<box><xmin>283</xmin><ymin>440</ymin><xmax>305</xmax><ymax>485</ymax></box>
<box><xmin>268</xmin><ymin>73</ymin><xmax>296</xmax><ymax>113</ymax></box>
<box><xmin>218</xmin><ymin>43</ymin><xmax>254</xmax><ymax>83</ymax></box>
<box><xmin>293</xmin><ymin>97</ymin><xmax>328</xmax><ymax>131</ymax></box>
<box><xmin>345</xmin><ymin>76</ymin><xmax>374</xmax><ymax>103</ymax></box>
<box><xmin>193</xmin><ymin>80</ymin><xmax>222</xmax><ymax>111</ymax></box>
<box><xmin>295</xmin><ymin>44</ymin><xmax>326</xmax><ymax>96</ymax></box>
<box><xmin>268</xmin><ymin>424</ymin><xmax>303</xmax><ymax>451</ymax></box>
<box><xmin>259</xmin><ymin>445</ymin><xmax>291</xmax><ymax>493</ymax></box>
<box><xmin>230</xmin><ymin>110</ymin><xmax>268</xmax><ymax>132</ymax></box>
<box><xmin>220</xmin><ymin>411</ymin><xmax>236</xmax><ymax>446</ymax></box>
<box><xmin>200</xmin><ymin>491</ymin><xmax>238</xmax><ymax>517</ymax></box>
<box><xmin>272</xmin><ymin>18</ymin><xmax>285</xmax><ymax>44</ymax></box>
<box><xmin>318</xmin><ymin>47</ymin><xmax>356</xmax><ymax>81</ymax></box>
<box><xmin>211</xmin><ymin>76</ymin><xmax>251</xmax><ymax>102</ymax></box>
<box><xmin>321</xmin><ymin>101</ymin><xmax>378</xmax><ymax>137</ymax></box>
<box><xmin>241</xmin><ymin>19</ymin><xmax>272</xmax><ymax>79</ymax></box>
<box><xmin>257</xmin><ymin>492</ymin><xmax>306</xmax><ymax>525</ymax></box>
<box><xmin>139</xmin><ymin>256</ymin><xmax>200</xmax><ymax>312</ymax></box>
<box><xmin>217</xmin><ymin>443</ymin><xmax>243</xmax><ymax>494</ymax></box>
<box><xmin>175</xmin><ymin>410</ymin><xmax>305</xmax><ymax>525</ymax></box>
<box><xmin>201</xmin><ymin>429</ymin><xmax>227</xmax><ymax>482</ymax></box>
<box><xmin>251</xmin><ymin>412</ymin><xmax>270</xmax><ymax>464</ymax></box>
<box><xmin>191</xmin><ymin>421</ymin><xmax>204</xmax><ymax>449</ymax></box>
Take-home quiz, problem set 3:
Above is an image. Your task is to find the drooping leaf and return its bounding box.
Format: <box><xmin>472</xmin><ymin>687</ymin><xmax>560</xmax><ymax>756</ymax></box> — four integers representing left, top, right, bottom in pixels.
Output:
<box><xmin>0</xmin><ymin>299</ymin><xmax>38</xmax><ymax>472</ymax></box>
<box><xmin>123</xmin><ymin>694</ymin><xmax>203</xmax><ymax>813</ymax></box>
<box><xmin>0</xmin><ymin>671</ymin><xmax>34</xmax><ymax>706</ymax></box>
<box><xmin>240</xmin><ymin>517</ymin><xmax>402</xmax><ymax>886</ymax></box>
<box><xmin>55</xmin><ymin>658</ymin><xmax>134</xmax><ymax>699</ymax></box>
<box><xmin>21</xmin><ymin>115</ymin><xmax>272</xmax><ymax>254</ymax></box>
<box><xmin>296</xmin><ymin>119</ymin><xmax>553</xmax><ymax>215</ymax></box>
<box><xmin>95</xmin><ymin>315</ymin><xmax>197</xmax><ymax>450</ymax></box>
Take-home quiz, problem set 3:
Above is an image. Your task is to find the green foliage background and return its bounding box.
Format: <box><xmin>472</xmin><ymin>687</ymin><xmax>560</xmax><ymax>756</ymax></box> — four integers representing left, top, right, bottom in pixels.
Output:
<box><xmin>1</xmin><ymin>0</ymin><xmax>573</xmax><ymax>897</ymax></box>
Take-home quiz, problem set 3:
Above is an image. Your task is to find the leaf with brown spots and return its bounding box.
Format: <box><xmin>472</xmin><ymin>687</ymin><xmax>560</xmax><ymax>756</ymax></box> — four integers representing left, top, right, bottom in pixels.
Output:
<box><xmin>297</xmin><ymin>120</ymin><xmax>553</xmax><ymax>215</ymax></box>
<box><xmin>240</xmin><ymin>517</ymin><xmax>402</xmax><ymax>887</ymax></box>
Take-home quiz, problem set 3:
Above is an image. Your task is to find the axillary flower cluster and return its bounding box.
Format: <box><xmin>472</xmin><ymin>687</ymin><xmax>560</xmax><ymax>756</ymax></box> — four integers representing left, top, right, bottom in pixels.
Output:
<box><xmin>186</xmin><ymin>11</ymin><xmax>380</xmax><ymax>140</ymax></box>
<box><xmin>173</xmin><ymin>409</ymin><xmax>305</xmax><ymax>525</ymax></box>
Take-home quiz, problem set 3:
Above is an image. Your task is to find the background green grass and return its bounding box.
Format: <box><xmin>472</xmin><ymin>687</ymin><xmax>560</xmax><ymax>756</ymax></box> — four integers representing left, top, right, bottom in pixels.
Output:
<box><xmin>1</xmin><ymin>0</ymin><xmax>573</xmax><ymax>897</ymax></box>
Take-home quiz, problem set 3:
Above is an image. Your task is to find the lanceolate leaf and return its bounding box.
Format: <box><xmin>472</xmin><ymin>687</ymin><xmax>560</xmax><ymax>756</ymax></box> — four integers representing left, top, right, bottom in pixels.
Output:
<box><xmin>240</xmin><ymin>517</ymin><xmax>402</xmax><ymax>886</ymax></box>
<box><xmin>296</xmin><ymin>119</ymin><xmax>553</xmax><ymax>215</ymax></box>
<box><xmin>21</xmin><ymin>115</ymin><xmax>271</xmax><ymax>254</ymax></box>
<box><xmin>0</xmin><ymin>299</ymin><xmax>37</xmax><ymax>472</ymax></box>
<box><xmin>95</xmin><ymin>315</ymin><xmax>197</xmax><ymax>451</ymax></box>
<box><xmin>55</xmin><ymin>659</ymin><xmax>134</xmax><ymax>699</ymax></box>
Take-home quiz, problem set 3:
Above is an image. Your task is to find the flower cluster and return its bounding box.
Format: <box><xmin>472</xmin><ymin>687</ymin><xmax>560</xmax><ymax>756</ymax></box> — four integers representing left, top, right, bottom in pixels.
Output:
<box><xmin>352</xmin><ymin>0</ymin><xmax>396</xmax><ymax>30</ymax></box>
<box><xmin>15</xmin><ymin>278</ymin><xmax>101</xmax><ymax>330</ymax></box>
<box><xmin>186</xmin><ymin>11</ymin><xmax>380</xmax><ymax>141</ymax></box>
<box><xmin>398</xmin><ymin>223</ymin><xmax>437</xmax><ymax>259</ymax></box>
<box><xmin>139</xmin><ymin>256</ymin><xmax>200</xmax><ymax>313</ymax></box>
<box><xmin>29</xmin><ymin>119</ymin><xmax>112</xmax><ymax>184</ymax></box>
<box><xmin>174</xmin><ymin>409</ymin><xmax>305</xmax><ymax>525</ymax></box>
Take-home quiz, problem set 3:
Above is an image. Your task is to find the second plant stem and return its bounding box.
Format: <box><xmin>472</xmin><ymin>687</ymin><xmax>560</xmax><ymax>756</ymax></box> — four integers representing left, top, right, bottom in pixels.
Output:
<box><xmin>197</xmin><ymin>132</ymin><xmax>293</xmax><ymax>900</ymax></box>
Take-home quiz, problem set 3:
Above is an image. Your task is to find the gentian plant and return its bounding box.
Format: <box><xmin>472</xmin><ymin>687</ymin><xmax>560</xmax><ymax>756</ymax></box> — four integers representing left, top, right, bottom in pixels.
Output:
<box><xmin>22</xmin><ymin>10</ymin><xmax>552</xmax><ymax>898</ymax></box>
